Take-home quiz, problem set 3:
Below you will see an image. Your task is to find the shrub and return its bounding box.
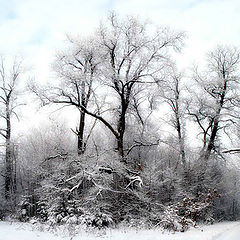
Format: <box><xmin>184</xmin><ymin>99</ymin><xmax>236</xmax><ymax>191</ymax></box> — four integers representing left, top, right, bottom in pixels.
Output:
<box><xmin>81</xmin><ymin>212</ymin><xmax>114</xmax><ymax>229</ymax></box>
<box><xmin>158</xmin><ymin>190</ymin><xmax>220</xmax><ymax>232</ymax></box>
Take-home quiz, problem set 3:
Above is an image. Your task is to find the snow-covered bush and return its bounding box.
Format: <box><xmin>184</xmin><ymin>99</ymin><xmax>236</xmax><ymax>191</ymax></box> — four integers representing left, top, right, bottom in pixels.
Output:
<box><xmin>17</xmin><ymin>195</ymin><xmax>37</xmax><ymax>222</ymax></box>
<box><xmin>159</xmin><ymin>205</ymin><xmax>194</xmax><ymax>232</ymax></box>
<box><xmin>157</xmin><ymin>190</ymin><xmax>220</xmax><ymax>232</ymax></box>
<box><xmin>81</xmin><ymin>212</ymin><xmax>114</xmax><ymax>229</ymax></box>
<box><xmin>36</xmin><ymin>200</ymin><xmax>48</xmax><ymax>222</ymax></box>
<box><xmin>119</xmin><ymin>216</ymin><xmax>151</xmax><ymax>229</ymax></box>
<box><xmin>178</xmin><ymin>196</ymin><xmax>210</xmax><ymax>223</ymax></box>
<box><xmin>47</xmin><ymin>198</ymin><xmax>84</xmax><ymax>225</ymax></box>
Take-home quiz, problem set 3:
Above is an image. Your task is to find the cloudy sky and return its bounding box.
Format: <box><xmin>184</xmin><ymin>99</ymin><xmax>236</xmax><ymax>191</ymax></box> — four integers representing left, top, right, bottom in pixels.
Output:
<box><xmin>0</xmin><ymin>0</ymin><xmax>239</xmax><ymax>135</ymax></box>
<box><xmin>1</xmin><ymin>0</ymin><xmax>239</xmax><ymax>79</ymax></box>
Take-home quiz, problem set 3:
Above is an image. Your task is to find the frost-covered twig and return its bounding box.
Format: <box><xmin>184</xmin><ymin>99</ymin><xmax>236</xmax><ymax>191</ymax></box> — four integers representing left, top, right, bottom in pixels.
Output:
<box><xmin>125</xmin><ymin>176</ymin><xmax>143</xmax><ymax>189</ymax></box>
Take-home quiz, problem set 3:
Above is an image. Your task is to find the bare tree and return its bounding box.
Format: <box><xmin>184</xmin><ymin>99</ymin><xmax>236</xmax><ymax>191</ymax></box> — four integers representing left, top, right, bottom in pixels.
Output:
<box><xmin>31</xmin><ymin>37</ymin><xmax>99</xmax><ymax>155</ymax></box>
<box><xmin>84</xmin><ymin>12</ymin><xmax>185</xmax><ymax>160</ymax></box>
<box><xmin>188</xmin><ymin>45</ymin><xmax>240</xmax><ymax>161</ymax></box>
<box><xmin>32</xmin><ymin>12</ymin><xmax>184</xmax><ymax>161</ymax></box>
<box><xmin>0</xmin><ymin>57</ymin><xmax>23</xmax><ymax>200</ymax></box>
<box><xmin>159</xmin><ymin>65</ymin><xmax>186</xmax><ymax>169</ymax></box>
<box><xmin>53</xmin><ymin>38</ymin><xmax>100</xmax><ymax>155</ymax></box>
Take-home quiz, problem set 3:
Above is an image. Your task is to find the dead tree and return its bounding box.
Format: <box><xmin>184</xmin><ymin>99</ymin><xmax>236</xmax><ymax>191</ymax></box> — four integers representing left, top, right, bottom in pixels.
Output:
<box><xmin>31</xmin><ymin>37</ymin><xmax>99</xmax><ymax>155</ymax></box>
<box><xmin>159</xmin><ymin>66</ymin><xmax>186</xmax><ymax>169</ymax></box>
<box><xmin>33</xmin><ymin>12</ymin><xmax>185</xmax><ymax>160</ymax></box>
<box><xmin>0</xmin><ymin>57</ymin><xmax>23</xmax><ymax>200</ymax></box>
<box><xmin>88</xmin><ymin>12</ymin><xmax>184</xmax><ymax>159</ymax></box>
<box><xmin>188</xmin><ymin>45</ymin><xmax>240</xmax><ymax>161</ymax></box>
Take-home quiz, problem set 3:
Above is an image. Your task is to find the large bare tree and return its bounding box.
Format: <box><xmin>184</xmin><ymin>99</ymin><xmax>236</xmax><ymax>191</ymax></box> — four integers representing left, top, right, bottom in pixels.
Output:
<box><xmin>85</xmin><ymin>12</ymin><xmax>184</xmax><ymax>160</ymax></box>
<box><xmin>34</xmin><ymin>12</ymin><xmax>185</xmax><ymax>161</ymax></box>
<box><xmin>188</xmin><ymin>45</ymin><xmax>240</xmax><ymax>161</ymax></box>
<box><xmin>31</xmin><ymin>37</ymin><xmax>99</xmax><ymax>155</ymax></box>
<box><xmin>0</xmin><ymin>57</ymin><xmax>23</xmax><ymax>200</ymax></box>
<box><xmin>159</xmin><ymin>65</ymin><xmax>186</xmax><ymax>169</ymax></box>
<box><xmin>53</xmin><ymin>38</ymin><xmax>99</xmax><ymax>155</ymax></box>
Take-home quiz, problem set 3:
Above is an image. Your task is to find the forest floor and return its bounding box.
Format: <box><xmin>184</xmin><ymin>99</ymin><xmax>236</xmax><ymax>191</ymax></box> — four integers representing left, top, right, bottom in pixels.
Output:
<box><xmin>0</xmin><ymin>220</ymin><xmax>240</xmax><ymax>240</ymax></box>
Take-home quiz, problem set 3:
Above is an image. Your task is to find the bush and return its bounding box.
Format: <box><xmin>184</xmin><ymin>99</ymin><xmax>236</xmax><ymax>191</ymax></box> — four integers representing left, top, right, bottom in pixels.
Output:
<box><xmin>159</xmin><ymin>205</ymin><xmax>194</xmax><ymax>232</ymax></box>
<box><xmin>157</xmin><ymin>190</ymin><xmax>220</xmax><ymax>232</ymax></box>
<box><xmin>81</xmin><ymin>212</ymin><xmax>114</xmax><ymax>229</ymax></box>
<box><xmin>17</xmin><ymin>195</ymin><xmax>37</xmax><ymax>222</ymax></box>
<box><xmin>36</xmin><ymin>200</ymin><xmax>48</xmax><ymax>222</ymax></box>
<box><xmin>47</xmin><ymin>198</ymin><xmax>84</xmax><ymax>225</ymax></box>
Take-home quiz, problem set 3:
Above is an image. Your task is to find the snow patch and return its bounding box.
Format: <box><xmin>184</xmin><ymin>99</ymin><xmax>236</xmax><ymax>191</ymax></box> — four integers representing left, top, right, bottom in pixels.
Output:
<box><xmin>0</xmin><ymin>221</ymin><xmax>240</xmax><ymax>240</ymax></box>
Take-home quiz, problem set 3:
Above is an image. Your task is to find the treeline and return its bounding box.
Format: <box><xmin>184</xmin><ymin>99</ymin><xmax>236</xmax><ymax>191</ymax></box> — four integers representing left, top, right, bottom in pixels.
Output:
<box><xmin>0</xmin><ymin>12</ymin><xmax>240</xmax><ymax>231</ymax></box>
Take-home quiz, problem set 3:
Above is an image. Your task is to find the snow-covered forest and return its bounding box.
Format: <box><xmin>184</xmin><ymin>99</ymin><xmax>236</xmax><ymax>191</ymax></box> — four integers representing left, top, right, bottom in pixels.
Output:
<box><xmin>1</xmin><ymin>6</ymin><xmax>240</xmax><ymax>238</ymax></box>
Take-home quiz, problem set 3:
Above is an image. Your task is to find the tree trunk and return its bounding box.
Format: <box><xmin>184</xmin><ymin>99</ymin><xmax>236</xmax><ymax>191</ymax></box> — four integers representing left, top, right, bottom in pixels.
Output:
<box><xmin>5</xmin><ymin>107</ymin><xmax>12</xmax><ymax>200</ymax></box>
<box><xmin>203</xmin><ymin>118</ymin><xmax>219</xmax><ymax>160</ymax></box>
<box><xmin>117</xmin><ymin>99</ymin><xmax>127</xmax><ymax>160</ymax></box>
<box><xmin>77</xmin><ymin>110</ymin><xmax>86</xmax><ymax>155</ymax></box>
<box><xmin>176</xmin><ymin>113</ymin><xmax>186</xmax><ymax>168</ymax></box>
<box><xmin>203</xmin><ymin>80</ymin><xmax>226</xmax><ymax>161</ymax></box>
<box><xmin>117</xmin><ymin>136</ymin><xmax>124</xmax><ymax>158</ymax></box>
<box><xmin>5</xmin><ymin>145</ymin><xmax>12</xmax><ymax>199</ymax></box>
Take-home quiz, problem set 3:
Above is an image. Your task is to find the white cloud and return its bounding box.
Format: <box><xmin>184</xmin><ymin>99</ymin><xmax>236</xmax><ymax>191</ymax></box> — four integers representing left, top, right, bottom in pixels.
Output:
<box><xmin>0</xmin><ymin>0</ymin><xmax>239</xmax><ymax>73</ymax></box>
<box><xmin>113</xmin><ymin>0</ymin><xmax>240</xmax><ymax>67</ymax></box>
<box><xmin>0</xmin><ymin>0</ymin><xmax>110</xmax><ymax>83</ymax></box>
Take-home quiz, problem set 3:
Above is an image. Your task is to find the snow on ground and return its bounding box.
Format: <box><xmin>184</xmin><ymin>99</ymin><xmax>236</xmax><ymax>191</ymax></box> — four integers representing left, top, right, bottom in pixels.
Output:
<box><xmin>0</xmin><ymin>221</ymin><xmax>240</xmax><ymax>240</ymax></box>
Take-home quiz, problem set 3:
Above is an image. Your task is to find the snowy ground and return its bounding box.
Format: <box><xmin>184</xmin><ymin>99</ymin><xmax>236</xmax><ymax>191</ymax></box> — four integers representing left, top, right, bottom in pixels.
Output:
<box><xmin>0</xmin><ymin>221</ymin><xmax>240</xmax><ymax>240</ymax></box>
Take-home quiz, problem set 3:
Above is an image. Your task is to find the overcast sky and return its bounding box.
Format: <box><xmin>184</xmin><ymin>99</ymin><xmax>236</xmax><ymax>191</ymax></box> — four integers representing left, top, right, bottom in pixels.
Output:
<box><xmin>0</xmin><ymin>0</ymin><xmax>239</xmax><ymax>137</ymax></box>
<box><xmin>1</xmin><ymin>0</ymin><xmax>239</xmax><ymax>81</ymax></box>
